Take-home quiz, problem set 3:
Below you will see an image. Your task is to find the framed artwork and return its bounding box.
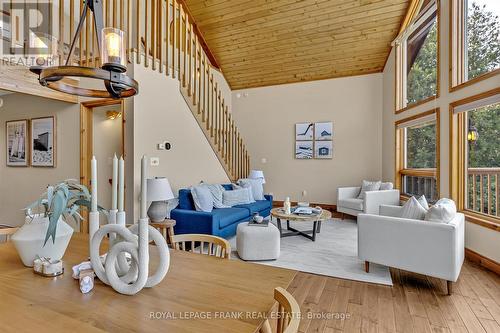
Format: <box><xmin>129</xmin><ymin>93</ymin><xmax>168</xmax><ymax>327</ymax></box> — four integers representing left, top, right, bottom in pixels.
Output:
<box><xmin>314</xmin><ymin>122</ymin><xmax>333</xmax><ymax>141</ymax></box>
<box><xmin>315</xmin><ymin>141</ymin><xmax>333</xmax><ymax>159</ymax></box>
<box><xmin>6</xmin><ymin>119</ymin><xmax>29</xmax><ymax>166</ymax></box>
<box><xmin>295</xmin><ymin>123</ymin><xmax>314</xmax><ymax>141</ymax></box>
<box><xmin>31</xmin><ymin>116</ymin><xmax>56</xmax><ymax>167</ymax></box>
<box><xmin>295</xmin><ymin>141</ymin><xmax>313</xmax><ymax>159</ymax></box>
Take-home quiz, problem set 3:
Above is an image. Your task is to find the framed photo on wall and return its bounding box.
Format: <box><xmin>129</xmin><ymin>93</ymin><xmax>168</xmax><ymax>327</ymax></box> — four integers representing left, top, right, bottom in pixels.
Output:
<box><xmin>295</xmin><ymin>141</ymin><xmax>313</xmax><ymax>159</ymax></box>
<box><xmin>6</xmin><ymin>119</ymin><xmax>29</xmax><ymax>167</ymax></box>
<box><xmin>315</xmin><ymin>141</ymin><xmax>333</xmax><ymax>159</ymax></box>
<box><xmin>295</xmin><ymin>123</ymin><xmax>314</xmax><ymax>141</ymax></box>
<box><xmin>30</xmin><ymin>116</ymin><xmax>56</xmax><ymax>167</ymax></box>
<box><xmin>314</xmin><ymin>122</ymin><xmax>333</xmax><ymax>141</ymax></box>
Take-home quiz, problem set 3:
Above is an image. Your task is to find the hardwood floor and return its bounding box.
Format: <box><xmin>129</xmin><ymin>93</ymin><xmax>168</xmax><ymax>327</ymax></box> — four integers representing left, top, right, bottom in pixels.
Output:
<box><xmin>285</xmin><ymin>260</ymin><xmax>500</xmax><ymax>333</ymax></box>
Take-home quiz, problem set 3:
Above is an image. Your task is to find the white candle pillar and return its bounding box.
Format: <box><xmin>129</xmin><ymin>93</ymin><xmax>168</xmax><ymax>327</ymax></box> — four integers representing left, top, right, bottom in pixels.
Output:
<box><xmin>91</xmin><ymin>156</ymin><xmax>98</xmax><ymax>212</ymax></box>
<box><xmin>140</xmin><ymin>156</ymin><xmax>148</xmax><ymax>220</ymax></box>
<box><xmin>118</xmin><ymin>156</ymin><xmax>125</xmax><ymax>212</ymax></box>
<box><xmin>111</xmin><ymin>154</ymin><xmax>118</xmax><ymax>211</ymax></box>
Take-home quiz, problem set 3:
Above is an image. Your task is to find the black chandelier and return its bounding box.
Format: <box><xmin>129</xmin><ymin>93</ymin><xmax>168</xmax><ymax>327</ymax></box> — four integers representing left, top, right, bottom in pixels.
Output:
<box><xmin>30</xmin><ymin>0</ymin><xmax>138</xmax><ymax>99</ymax></box>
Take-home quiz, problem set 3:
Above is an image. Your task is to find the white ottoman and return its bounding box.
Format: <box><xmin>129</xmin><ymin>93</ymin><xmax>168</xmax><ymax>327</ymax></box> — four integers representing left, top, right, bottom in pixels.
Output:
<box><xmin>236</xmin><ymin>222</ymin><xmax>280</xmax><ymax>261</ymax></box>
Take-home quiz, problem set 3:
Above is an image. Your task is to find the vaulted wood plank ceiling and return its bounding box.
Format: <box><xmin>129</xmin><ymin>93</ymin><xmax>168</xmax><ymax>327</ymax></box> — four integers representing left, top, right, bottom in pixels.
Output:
<box><xmin>184</xmin><ymin>0</ymin><xmax>410</xmax><ymax>89</ymax></box>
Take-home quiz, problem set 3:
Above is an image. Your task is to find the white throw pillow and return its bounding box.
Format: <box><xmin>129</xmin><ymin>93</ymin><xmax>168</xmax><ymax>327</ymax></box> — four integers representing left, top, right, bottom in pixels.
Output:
<box><xmin>190</xmin><ymin>185</ymin><xmax>214</xmax><ymax>212</ymax></box>
<box><xmin>238</xmin><ymin>178</ymin><xmax>265</xmax><ymax>200</ymax></box>
<box><xmin>380</xmin><ymin>182</ymin><xmax>394</xmax><ymax>190</ymax></box>
<box><xmin>417</xmin><ymin>195</ymin><xmax>430</xmax><ymax>210</ymax></box>
<box><xmin>357</xmin><ymin>180</ymin><xmax>382</xmax><ymax>199</ymax></box>
<box><xmin>401</xmin><ymin>196</ymin><xmax>427</xmax><ymax>220</ymax></box>
<box><xmin>204</xmin><ymin>183</ymin><xmax>230</xmax><ymax>208</ymax></box>
<box><xmin>232</xmin><ymin>183</ymin><xmax>255</xmax><ymax>202</ymax></box>
<box><xmin>425</xmin><ymin>198</ymin><xmax>457</xmax><ymax>223</ymax></box>
<box><xmin>223</xmin><ymin>188</ymin><xmax>253</xmax><ymax>207</ymax></box>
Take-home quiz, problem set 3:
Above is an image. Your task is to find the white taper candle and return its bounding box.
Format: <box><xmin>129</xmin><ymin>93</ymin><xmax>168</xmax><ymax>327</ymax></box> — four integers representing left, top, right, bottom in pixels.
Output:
<box><xmin>118</xmin><ymin>156</ymin><xmax>124</xmax><ymax>212</ymax></box>
<box><xmin>111</xmin><ymin>154</ymin><xmax>118</xmax><ymax>210</ymax></box>
<box><xmin>91</xmin><ymin>156</ymin><xmax>98</xmax><ymax>212</ymax></box>
<box><xmin>140</xmin><ymin>155</ymin><xmax>148</xmax><ymax>219</ymax></box>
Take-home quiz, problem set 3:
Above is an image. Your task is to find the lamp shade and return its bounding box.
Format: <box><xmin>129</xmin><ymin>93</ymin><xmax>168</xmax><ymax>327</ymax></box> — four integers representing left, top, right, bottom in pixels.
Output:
<box><xmin>147</xmin><ymin>177</ymin><xmax>174</xmax><ymax>202</ymax></box>
<box><xmin>249</xmin><ymin>170</ymin><xmax>266</xmax><ymax>184</ymax></box>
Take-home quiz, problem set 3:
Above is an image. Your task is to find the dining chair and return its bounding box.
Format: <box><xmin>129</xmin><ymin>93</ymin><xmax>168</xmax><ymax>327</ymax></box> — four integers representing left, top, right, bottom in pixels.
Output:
<box><xmin>0</xmin><ymin>225</ymin><xmax>19</xmax><ymax>243</ymax></box>
<box><xmin>260</xmin><ymin>287</ymin><xmax>301</xmax><ymax>333</ymax></box>
<box><xmin>172</xmin><ymin>234</ymin><xmax>231</xmax><ymax>259</ymax></box>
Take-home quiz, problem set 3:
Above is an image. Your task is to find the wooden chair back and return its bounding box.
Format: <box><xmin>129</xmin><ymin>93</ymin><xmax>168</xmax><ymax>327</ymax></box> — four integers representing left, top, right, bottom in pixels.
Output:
<box><xmin>274</xmin><ymin>287</ymin><xmax>300</xmax><ymax>333</ymax></box>
<box><xmin>172</xmin><ymin>234</ymin><xmax>231</xmax><ymax>259</ymax></box>
<box><xmin>0</xmin><ymin>225</ymin><xmax>18</xmax><ymax>243</ymax></box>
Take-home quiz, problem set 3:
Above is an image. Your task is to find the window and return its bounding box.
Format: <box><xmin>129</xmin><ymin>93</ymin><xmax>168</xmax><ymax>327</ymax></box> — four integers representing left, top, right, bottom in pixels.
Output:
<box><xmin>395</xmin><ymin>0</ymin><xmax>439</xmax><ymax>111</ymax></box>
<box><xmin>451</xmin><ymin>0</ymin><xmax>500</xmax><ymax>89</ymax></box>
<box><xmin>450</xmin><ymin>89</ymin><xmax>500</xmax><ymax>228</ymax></box>
<box><xmin>395</xmin><ymin>109</ymin><xmax>440</xmax><ymax>201</ymax></box>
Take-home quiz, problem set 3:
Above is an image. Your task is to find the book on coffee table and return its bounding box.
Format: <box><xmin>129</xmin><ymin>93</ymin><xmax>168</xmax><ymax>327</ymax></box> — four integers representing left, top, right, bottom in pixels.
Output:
<box><xmin>248</xmin><ymin>220</ymin><xmax>269</xmax><ymax>227</ymax></box>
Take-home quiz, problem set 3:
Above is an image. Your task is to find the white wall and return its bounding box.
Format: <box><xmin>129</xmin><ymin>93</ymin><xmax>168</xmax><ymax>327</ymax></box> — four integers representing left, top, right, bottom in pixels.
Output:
<box><xmin>381</xmin><ymin>0</ymin><xmax>500</xmax><ymax>262</ymax></box>
<box><xmin>132</xmin><ymin>61</ymin><xmax>230</xmax><ymax>220</ymax></box>
<box><xmin>0</xmin><ymin>93</ymin><xmax>80</xmax><ymax>226</ymax></box>
<box><xmin>232</xmin><ymin>74</ymin><xmax>384</xmax><ymax>204</ymax></box>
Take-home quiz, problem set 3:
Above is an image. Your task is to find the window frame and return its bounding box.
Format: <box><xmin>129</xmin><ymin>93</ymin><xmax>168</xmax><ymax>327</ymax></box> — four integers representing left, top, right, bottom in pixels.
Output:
<box><xmin>395</xmin><ymin>108</ymin><xmax>441</xmax><ymax>200</ymax></box>
<box><xmin>394</xmin><ymin>0</ymin><xmax>441</xmax><ymax>114</ymax></box>
<box><xmin>449</xmin><ymin>88</ymin><xmax>500</xmax><ymax>231</ymax></box>
<box><xmin>449</xmin><ymin>0</ymin><xmax>500</xmax><ymax>92</ymax></box>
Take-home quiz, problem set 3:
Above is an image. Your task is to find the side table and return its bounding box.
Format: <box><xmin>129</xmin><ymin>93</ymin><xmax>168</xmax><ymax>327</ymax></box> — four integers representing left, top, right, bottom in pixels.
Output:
<box><xmin>150</xmin><ymin>219</ymin><xmax>176</xmax><ymax>248</ymax></box>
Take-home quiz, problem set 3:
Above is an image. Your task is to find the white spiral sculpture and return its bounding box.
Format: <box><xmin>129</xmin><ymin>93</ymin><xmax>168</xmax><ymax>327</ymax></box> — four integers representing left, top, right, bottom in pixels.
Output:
<box><xmin>88</xmin><ymin>155</ymin><xmax>170</xmax><ymax>296</ymax></box>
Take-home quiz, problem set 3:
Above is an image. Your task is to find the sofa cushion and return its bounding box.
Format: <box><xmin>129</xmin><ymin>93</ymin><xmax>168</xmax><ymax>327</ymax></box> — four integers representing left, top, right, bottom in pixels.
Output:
<box><xmin>338</xmin><ymin>198</ymin><xmax>364</xmax><ymax>211</ymax></box>
<box><xmin>232</xmin><ymin>183</ymin><xmax>255</xmax><ymax>202</ymax></box>
<box><xmin>235</xmin><ymin>200</ymin><xmax>271</xmax><ymax>215</ymax></box>
<box><xmin>425</xmin><ymin>198</ymin><xmax>457</xmax><ymax>223</ymax></box>
<box><xmin>417</xmin><ymin>195</ymin><xmax>430</xmax><ymax>210</ymax></box>
<box><xmin>204</xmin><ymin>183</ymin><xmax>230</xmax><ymax>209</ymax></box>
<box><xmin>214</xmin><ymin>208</ymin><xmax>249</xmax><ymax>229</ymax></box>
<box><xmin>380</xmin><ymin>182</ymin><xmax>394</xmax><ymax>190</ymax></box>
<box><xmin>223</xmin><ymin>188</ymin><xmax>253</xmax><ymax>206</ymax></box>
<box><xmin>178</xmin><ymin>189</ymin><xmax>195</xmax><ymax>210</ymax></box>
<box><xmin>357</xmin><ymin>180</ymin><xmax>382</xmax><ymax>199</ymax></box>
<box><xmin>191</xmin><ymin>185</ymin><xmax>214</xmax><ymax>212</ymax></box>
<box><xmin>401</xmin><ymin>196</ymin><xmax>427</xmax><ymax>220</ymax></box>
<box><xmin>238</xmin><ymin>178</ymin><xmax>265</xmax><ymax>200</ymax></box>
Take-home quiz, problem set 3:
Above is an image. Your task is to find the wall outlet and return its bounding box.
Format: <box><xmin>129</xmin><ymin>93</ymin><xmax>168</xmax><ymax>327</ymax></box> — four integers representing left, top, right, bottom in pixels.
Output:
<box><xmin>261</xmin><ymin>157</ymin><xmax>267</xmax><ymax>164</ymax></box>
<box><xmin>302</xmin><ymin>190</ymin><xmax>307</xmax><ymax>197</ymax></box>
<box><xmin>150</xmin><ymin>157</ymin><xmax>160</xmax><ymax>166</ymax></box>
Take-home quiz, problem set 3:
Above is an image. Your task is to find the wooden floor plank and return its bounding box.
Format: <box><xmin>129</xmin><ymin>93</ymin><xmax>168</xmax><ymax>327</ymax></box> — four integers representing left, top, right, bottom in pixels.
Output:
<box><xmin>286</xmin><ymin>261</ymin><xmax>498</xmax><ymax>333</ymax></box>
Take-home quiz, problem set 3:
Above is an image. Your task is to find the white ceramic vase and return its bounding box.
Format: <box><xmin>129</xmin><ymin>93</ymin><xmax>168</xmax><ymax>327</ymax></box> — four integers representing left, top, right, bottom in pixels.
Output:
<box><xmin>11</xmin><ymin>215</ymin><xmax>74</xmax><ymax>267</ymax></box>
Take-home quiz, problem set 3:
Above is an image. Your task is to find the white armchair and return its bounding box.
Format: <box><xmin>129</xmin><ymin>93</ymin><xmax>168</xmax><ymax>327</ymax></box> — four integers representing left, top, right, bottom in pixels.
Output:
<box><xmin>336</xmin><ymin>186</ymin><xmax>399</xmax><ymax>218</ymax></box>
<box><xmin>358</xmin><ymin>205</ymin><xmax>465</xmax><ymax>295</ymax></box>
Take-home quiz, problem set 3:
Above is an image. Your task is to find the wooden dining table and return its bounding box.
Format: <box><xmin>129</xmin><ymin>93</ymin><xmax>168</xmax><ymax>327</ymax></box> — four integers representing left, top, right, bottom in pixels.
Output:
<box><xmin>0</xmin><ymin>233</ymin><xmax>297</xmax><ymax>333</ymax></box>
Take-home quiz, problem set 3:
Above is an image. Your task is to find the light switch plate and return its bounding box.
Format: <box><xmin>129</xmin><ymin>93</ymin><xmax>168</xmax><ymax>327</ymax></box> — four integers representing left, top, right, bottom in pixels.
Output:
<box><xmin>157</xmin><ymin>143</ymin><xmax>165</xmax><ymax>150</ymax></box>
<box><xmin>150</xmin><ymin>157</ymin><xmax>160</xmax><ymax>166</ymax></box>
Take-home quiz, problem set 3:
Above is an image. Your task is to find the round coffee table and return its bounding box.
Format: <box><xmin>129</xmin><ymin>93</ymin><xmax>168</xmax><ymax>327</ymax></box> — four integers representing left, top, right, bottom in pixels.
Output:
<box><xmin>270</xmin><ymin>207</ymin><xmax>332</xmax><ymax>241</ymax></box>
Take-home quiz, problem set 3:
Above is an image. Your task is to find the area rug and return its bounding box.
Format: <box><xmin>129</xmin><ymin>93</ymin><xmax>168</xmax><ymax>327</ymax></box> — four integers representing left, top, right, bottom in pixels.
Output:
<box><xmin>228</xmin><ymin>218</ymin><xmax>393</xmax><ymax>286</ymax></box>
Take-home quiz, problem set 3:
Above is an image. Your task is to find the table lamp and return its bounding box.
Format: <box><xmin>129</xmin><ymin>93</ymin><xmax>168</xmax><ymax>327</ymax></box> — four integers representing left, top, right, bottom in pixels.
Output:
<box><xmin>249</xmin><ymin>170</ymin><xmax>266</xmax><ymax>184</ymax></box>
<box><xmin>147</xmin><ymin>177</ymin><xmax>175</xmax><ymax>222</ymax></box>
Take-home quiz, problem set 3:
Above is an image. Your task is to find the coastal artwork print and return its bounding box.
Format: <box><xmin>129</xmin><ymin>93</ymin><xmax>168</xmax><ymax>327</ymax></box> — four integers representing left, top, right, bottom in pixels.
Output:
<box><xmin>315</xmin><ymin>141</ymin><xmax>333</xmax><ymax>159</ymax></box>
<box><xmin>6</xmin><ymin>119</ymin><xmax>29</xmax><ymax>166</ymax></box>
<box><xmin>314</xmin><ymin>122</ymin><xmax>333</xmax><ymax>141</ymax></box>
<box><xmin>295</xmin><ymin>123</ymin><xmax>314</xmax><ymax>141</ymax></box>
<box><xmin>295</xmin><ymin>141</ymin><xmax>313</xmax><ymax>159</ymax></box>
<box><xmin>31</xmin><ymin>116</ymin><xmax>55</xmax><ymax>167</ymax></box>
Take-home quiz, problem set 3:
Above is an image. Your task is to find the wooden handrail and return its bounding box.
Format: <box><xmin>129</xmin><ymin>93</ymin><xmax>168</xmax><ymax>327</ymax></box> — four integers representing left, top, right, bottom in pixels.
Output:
<box><xmin>467</xmin><ymin>168</ymin><xmax>499</xmax><ymax>218</ymax></box>
<box><xmin>33</xmin><ymin>0</ymin><xmax>248</xmax><ymax>181</ymax></box>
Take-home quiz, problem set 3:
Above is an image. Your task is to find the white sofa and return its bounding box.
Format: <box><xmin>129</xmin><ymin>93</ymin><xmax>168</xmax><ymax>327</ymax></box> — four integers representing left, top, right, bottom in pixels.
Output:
<box><xmin>336</xmin><ymin>186</ymin><xmax>399</xmax><ymax>218</ymax></box>
<box><xmin>358</xmin><ymin>204</ymin><xmax>465</xmax><ymax>295</ymax></box>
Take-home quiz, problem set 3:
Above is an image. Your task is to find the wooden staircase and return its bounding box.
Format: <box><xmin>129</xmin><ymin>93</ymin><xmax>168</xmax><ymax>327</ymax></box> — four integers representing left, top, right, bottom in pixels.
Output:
<box><xmin>53</xmin><ymin>0</ymin><xmax>250</xmax><ymax>181</ymax></box>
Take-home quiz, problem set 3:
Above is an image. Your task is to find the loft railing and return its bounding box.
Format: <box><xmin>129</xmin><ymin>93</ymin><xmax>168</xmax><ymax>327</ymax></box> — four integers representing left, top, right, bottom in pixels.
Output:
<box><xmin>22</xmin><ymin>0</ymin><xmax>249</xmax><ymax>181</ymax></box>
<box><xmin>467</xmin><ymin>168</ymin><xmax>499</xmax><ymax>217</ymax></box>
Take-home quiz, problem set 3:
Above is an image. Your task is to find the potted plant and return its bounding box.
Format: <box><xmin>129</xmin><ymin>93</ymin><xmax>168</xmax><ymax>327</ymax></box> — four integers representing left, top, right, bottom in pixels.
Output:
<box><xmin>11</xmin><ymin>180</ymin><xmax>106</xmax><ymax>267</ymax></box>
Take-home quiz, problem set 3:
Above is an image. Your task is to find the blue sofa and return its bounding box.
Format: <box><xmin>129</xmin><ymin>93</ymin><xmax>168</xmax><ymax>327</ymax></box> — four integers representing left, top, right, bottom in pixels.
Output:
<box><xmin>171</xmin><ymin>184</ymin><xmax>273</xmax><ymax>238</ymax></box>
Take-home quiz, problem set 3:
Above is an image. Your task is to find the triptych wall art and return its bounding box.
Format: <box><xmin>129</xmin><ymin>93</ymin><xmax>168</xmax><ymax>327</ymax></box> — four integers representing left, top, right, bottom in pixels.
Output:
<box><xmin>295</xmin><ymin>122</ymin><xmax>333</xmax><ymax>159</ymax></box>
<box><xmin>6</xmin><ymin>116</ymin><xmax>56</xmax><ymax>167</ymax></box>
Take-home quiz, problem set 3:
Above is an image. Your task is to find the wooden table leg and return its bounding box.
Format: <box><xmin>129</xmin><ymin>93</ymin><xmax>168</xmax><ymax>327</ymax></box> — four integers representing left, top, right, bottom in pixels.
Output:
<box><xmin>276</xmin><ymin>218</ymin><xmax>282</xmax><ymax>237</ymax></box>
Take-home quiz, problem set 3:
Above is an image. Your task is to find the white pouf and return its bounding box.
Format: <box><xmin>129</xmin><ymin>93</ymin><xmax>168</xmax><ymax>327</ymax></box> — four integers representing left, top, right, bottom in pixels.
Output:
<box><xmin>236</xmin><ymin>222</ymin><xmax>280</xmax><ymax>261</ymax></box>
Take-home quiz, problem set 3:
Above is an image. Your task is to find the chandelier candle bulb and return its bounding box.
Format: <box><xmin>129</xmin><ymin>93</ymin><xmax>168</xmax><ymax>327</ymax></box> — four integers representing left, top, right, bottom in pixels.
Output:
<box><xmin>111</xmin><ymin>154</ymin><xmax>118</xmax><ymax>211</ymax></box>
<box><xmin>101</xmin><ymin>28</ymin><xmax>127</xmax><ymax>72</ymax></box>
<box><xmin>118</xmin><ymin>156</ymin><xmax>125</xmax><ymax>213</ymax></box>
<box><xmin>140</xmin><ymin>156</ymin><xmax>148</xmax><ymax>220</ymax></box>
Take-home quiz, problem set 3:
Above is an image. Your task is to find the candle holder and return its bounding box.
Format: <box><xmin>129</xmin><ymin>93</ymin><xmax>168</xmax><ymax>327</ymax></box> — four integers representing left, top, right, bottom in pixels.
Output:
<box><xmin>88</xmin><ymin>155</ymin><xmax>169</xmax><ymax>295</ymax></box>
